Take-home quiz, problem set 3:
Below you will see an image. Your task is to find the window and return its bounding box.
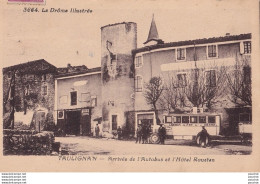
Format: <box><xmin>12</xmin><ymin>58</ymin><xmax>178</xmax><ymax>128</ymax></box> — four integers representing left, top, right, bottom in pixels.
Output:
<box><xmin>112</xmin><ymin>115</ymin><xmax>117</xmax><ymax>131</ymax></box>
<box><xmin>42</xmin><ymin>85</ymin><xmax>48</xmax><ymax>96</ymax></box>
<box><xmin>25</xmin><ymin>85</ymin><xmax>30</xmax><ymax>96</ymax></box>
<box><xmin>135</xmin><ymin>76</ymin><xmax>143</xmax><ymax>92</ymax></box>
<box><xmin>91</xmin><ymin>96</ymin><xmax>97</xmax><ymax>107</ymax></box>
<box><xmin>7</xmin><ymin>71</ymin><xmax>12</xmax><ymax>79</ymax></box>
<box><xmin>243</xmin><ymin>41</ymin><xmax>251</xmax><ymax>54</ymax></box>
<box><xmin>174</xmin><ymin>116</ymin><xmax>181</xmax><ymax>123</ymax></box>
<box><xmin>182</xmin><ymin>116</ymin><xmax>189</xmax><ymax>123</ymax></box>
<box><xmin>205</xmin><ymin>70</ymin><xmax>216</xmax><ymax>87</ymax></box>
<box><xmin>207</xmin><ymin>45</ymin><xmax>217</xmax><ymax>58</ymax></box>
<box><xmin>135</xmin><ymin>56</ymin><xmax>142</xmax><ymax>68</ymax></box>
<box><xmin>199</xmin><ymin>116</ymin><xmax>206</xmax><ymax>123</ymax></box>
<box><xmin>177</xmin><ymin>48</ymin><xmax>186</xmax><ymax>60</ymax></box>
<box><xmin>190</xmin><ymin>116</ymin><xmax>198</xmax><ymax>123</ymax></box>
<box><xmin>243</xmin><ymin>66</ymin><xmax>251</xmax><ymax>84</ymax></box>
<box><xmin>42</xmin><ymin>74</ymin><xmax>46</xmax><ymax>81</ymax></box>
<box><xmin>177</xmin><ymin>73</ymin><xmax>187</xmax><ymax>87</ymax></box>
<box><xmin>109</xmin><ymin>53</ymin><xmax>117</xmax><ymax>64</ymax></box>
<box><xmin>208</xmin><ymin>116</ymin><xmax>216</xmax><ymax>124</ymax></box>
<box><xmin>71</xmin><ymin>91</ymin><xmax>77</xmax><ymax>106</ymax></box>
<box><xmin>165</xmin><ymin>116</ymin><xmax>172</xmax><ymax>123</ymax></box>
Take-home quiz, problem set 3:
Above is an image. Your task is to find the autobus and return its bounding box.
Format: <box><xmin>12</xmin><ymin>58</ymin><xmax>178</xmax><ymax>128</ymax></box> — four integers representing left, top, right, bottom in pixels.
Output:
<box><xmin>149</xmin><ymin>112</ymin><xmax>221</xmax><ymax>146</ymax></box>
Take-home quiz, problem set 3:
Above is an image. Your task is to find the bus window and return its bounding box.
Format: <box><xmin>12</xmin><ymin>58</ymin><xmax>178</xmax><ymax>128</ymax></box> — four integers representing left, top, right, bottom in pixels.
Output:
<box><xmin>165</xmin><ymin>116</ymin><xmax>172</xmax><ymax>123</ymax></box>
<box><xmin>174</xmin><ymin>116</ymin><xmax>181</xmax><ymax>123</ymax></box>
<box><xmin>208</xmin><ymin>116</ymin><xmax>216</xmax><ymax>124</ymax></box>
<box><xmin>190</xmin><ymin>116</ymin><xmax>198</xmax><ymax>123</ymax></box>
<box><xmin>182</xmin><ymin>116</ymin><xmax>189</xmax><ymax>123</ymax></box>
<box><xmin>199</xmin><ymin>116</ymin><xmax>206</xmax><ymax>123</ymax></box>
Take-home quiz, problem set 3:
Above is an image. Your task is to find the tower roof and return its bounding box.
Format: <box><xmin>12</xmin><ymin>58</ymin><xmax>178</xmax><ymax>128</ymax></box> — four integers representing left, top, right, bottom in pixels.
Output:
<box><xmin>144</xmin><ymin>15</ymin><xmax>161</xmax><ymax>45</ymax></box>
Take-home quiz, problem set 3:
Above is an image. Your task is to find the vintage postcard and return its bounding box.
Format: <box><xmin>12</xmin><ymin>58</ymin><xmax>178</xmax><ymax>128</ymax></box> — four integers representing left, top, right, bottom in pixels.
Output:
<box><xmin>0</xmin><ymin>0</ymin><xmax>259</xmax><ymax>172</ymax></box>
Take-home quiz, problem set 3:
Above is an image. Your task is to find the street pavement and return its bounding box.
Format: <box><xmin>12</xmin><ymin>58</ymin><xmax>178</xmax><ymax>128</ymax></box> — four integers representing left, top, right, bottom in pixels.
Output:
<box><xmin>55</xmin><ymin>136</ymin><xmax>252</xmax><ymax>155</ymax></box>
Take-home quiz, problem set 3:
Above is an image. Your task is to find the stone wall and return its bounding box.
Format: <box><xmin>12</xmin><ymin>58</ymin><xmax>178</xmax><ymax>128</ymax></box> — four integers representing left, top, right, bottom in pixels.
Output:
<box><xmin>3</xmin><ymin>129</ymin><xmax>55</xmax><ymax>155</ymax></box>
<box><xmin>3</xmin><ymin>70</ymin><xmax>56</xmax><ymax>130</ymax></box>
<box><xmin>101</xmin><ymin>22</ymin><xmax>137</xmax><ymax>133</ymax></box>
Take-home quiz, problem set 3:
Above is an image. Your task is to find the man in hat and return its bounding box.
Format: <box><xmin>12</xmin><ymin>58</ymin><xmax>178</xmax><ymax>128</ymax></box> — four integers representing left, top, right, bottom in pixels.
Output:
<box><xmin>158</xmin><ymin>124</ymin><xmax>166</xmax><ymax>144</ymax></box>
<box><xmin>199</xmin><ymin>126</ymin><xmax>209</xmax><ymax>147</ymax></box>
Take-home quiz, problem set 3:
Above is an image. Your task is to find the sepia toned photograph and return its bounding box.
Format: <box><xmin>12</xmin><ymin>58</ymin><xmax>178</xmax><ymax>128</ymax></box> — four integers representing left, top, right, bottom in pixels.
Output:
<box><xmin>0</xmin><ymin>0</ymin><xmax>259</xmax><ymax>172</ymax></box>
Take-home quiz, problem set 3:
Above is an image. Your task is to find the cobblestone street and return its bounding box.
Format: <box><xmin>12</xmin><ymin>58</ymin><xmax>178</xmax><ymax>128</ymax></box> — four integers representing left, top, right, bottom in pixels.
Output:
<box><xmin>55</xmin><ymin>136</ymin><xmax>252</xmax><ymax>155</ymax></box>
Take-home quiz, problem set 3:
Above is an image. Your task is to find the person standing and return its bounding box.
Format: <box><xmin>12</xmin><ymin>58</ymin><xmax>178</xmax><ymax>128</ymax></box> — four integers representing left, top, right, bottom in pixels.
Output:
<box><xmin>199</xmin><ymin>126</ymin><xmax>209</xmax><ymax>147</ymax></box>
<box><xmin>95</xmin><ymin>124</ymin><xmax>100</xmax><ymax>138</ymax></box>
<box><xmin>158</xmin><ymin>124</ymin><xmax>166</xmax><ymax>144</ymax></box>
<box><xmin>142</xmin><ymin>124</ymin><xmax>147</xmax><ymax>144</ymax></box>
<box><xmin>146</xmin><ymin>124</ymin><xmax>152</xmax><ymax>144</ymax></box>
<box><xmin>136</xmin><ymin>124</ymin><xmax>142</xmax><ymax>144</ymax></box>
<box><xmin>117</xmin><ymin>126</ymin><xmax>123</xmax><ymax>140</ymax></box>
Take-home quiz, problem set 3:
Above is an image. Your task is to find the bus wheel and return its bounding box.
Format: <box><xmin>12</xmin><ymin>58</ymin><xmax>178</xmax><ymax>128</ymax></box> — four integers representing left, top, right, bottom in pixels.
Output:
<box><xmin>150</xmin><ymin>133</ymin><xmax>160</xmax><ymax>144</ymax></box>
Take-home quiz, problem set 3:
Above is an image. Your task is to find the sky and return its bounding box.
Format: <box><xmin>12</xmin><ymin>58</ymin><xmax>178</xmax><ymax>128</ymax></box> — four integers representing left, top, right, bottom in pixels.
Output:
<box><xmin>1</xmin><ymin>0</ymin><xmax>256</xmax><ymax>69</ymax></box>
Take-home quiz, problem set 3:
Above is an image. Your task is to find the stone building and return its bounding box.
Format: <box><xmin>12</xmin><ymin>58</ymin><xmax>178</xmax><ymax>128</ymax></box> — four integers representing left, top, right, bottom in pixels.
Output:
<box><xmin>3</xmin><ymin>19</ymin><xmax>251</xmax><ymax>138</ymax></box>
<box><xmin>100</xmin><ymin>22</ymin><xmax>137</xmax><ymax>134</ymax></box>
<box><xmin>55</xmin><ymin>64</ymin><xmax>101</xmax><ymax>136</ymax></box>
<box><xmin>132</xmin><ymin>17</ymin><xmax>252</xmax><ymax>135</ymax></box>
<box><xmin>2</xmin><ymin>59</ymin><xmax>57</xmax><ymax>131</ymax></box>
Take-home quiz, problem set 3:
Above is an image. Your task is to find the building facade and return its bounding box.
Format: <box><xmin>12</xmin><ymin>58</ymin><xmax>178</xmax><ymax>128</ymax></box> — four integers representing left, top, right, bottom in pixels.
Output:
<box><xmin>2</xmin><ymin>59</ymin><xmax>57</xmax><ymax>131</ymax></box>
<box><xmin>3</xmin><ymin>20</ymin><xmax>252</xmax><ymax>137</ymax></box>
<box><xmin>132</xmin><ymin>18</ymin><xmax>251</xmax><ymax>135</ymax></box>
<box><xmin>55</xmin><ymin>65</ymin><xmax>102</xmax><ymax>136</ymax></box>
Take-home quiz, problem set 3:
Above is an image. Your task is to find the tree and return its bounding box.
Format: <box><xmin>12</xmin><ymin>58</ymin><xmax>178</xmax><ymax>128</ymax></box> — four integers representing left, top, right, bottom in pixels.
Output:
<box><xmin>184</xmin><ymin>66</ymin><xmax>227</xmax><ymax>109</ymax></box>
<box><xmin>161</xmin><ymin>65</ymin><xmax>227</xmax><ymax>112</ymax></box>
<box><xmin>225</xmin><ymin>55</ymin><xmax>251</xmax><ymax>106</ymax></box>
<box><xmin>144</xmin><ymin>76</ymin><xmax>164</xmax><ymax>124</ymax></box>
<box><xmin>159</xmin><ymin>75</ymin><xmax>186</xmax><ymax>112</ymax></box>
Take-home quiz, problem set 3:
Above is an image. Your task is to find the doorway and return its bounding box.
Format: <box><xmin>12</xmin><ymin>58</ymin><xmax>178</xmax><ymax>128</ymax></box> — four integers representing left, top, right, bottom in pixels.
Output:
<box><xmin>112</xmin><ymin>115</ymin><xmax>118</xmax><ymax>133</ymax></box>
<box><xmin>66</xmin><ymin>110</ymin><xmax>81</xmax><ymax>135</ymax></box>
<box><xmin>35</xmin><ymin>111</ymin><xmax>46</xmax><ymax>132</ymax></box>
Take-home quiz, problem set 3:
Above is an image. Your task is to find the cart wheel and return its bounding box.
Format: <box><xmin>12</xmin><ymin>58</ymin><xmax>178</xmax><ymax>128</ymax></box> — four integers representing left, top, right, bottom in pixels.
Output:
<box><xmin>150</xmin><ymin>133</ymin><xmax>160</xmax><ymax>144</ymax></box>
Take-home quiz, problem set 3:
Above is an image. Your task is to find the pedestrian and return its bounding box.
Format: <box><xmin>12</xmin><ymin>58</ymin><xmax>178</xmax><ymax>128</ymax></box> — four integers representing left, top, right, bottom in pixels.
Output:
<box><xmin>199</xmin><ymin>126</ymin><xmax>209</xmax><ymax>148</ymax></box>
<box><xmin>95</xmin><ymin>124</ymin><xmax>100</xmax><ymax>138</ymax></box>
<box><xmin>117</xmin><ymin>126</ymin><xmax>123</xmax><ymax>140</ymax></box>
<box><xmin>136</xmin><ymin>124</ymin><xmax>142</xmax><ymax>144</ymax></box>
<box><xmin>158</xmin><ymin>124</ymin><xmax>166</xmax><ymax>144</ymax></box>
<box><xmin>146</xmin><ymin>124</ymin><xmax>152</xmax><ymax>143</ymax></box>
<box><xmin>142</xmin><ymin>124</ymin><xmax>148</xmax><ymax>144</ymax></box>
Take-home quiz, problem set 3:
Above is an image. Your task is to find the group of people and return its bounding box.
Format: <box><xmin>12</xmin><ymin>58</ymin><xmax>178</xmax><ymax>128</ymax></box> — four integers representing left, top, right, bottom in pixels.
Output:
<box><xmin>96</xmin><ymin>123</ymin><xmax>208</xmax><ymax>147</ymax></box>
<box><xmin>136</xmin><ymin>123</ymin><xmax>166</xmax><ymax>144</ymax></box>
<box><xmin>136</xmin><ymin>124</ymin><xmax>152</xmax><ymax>144</ymax></box>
